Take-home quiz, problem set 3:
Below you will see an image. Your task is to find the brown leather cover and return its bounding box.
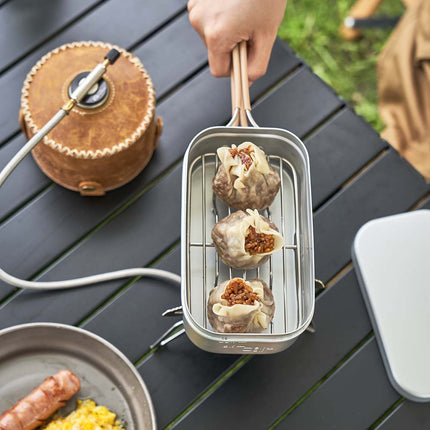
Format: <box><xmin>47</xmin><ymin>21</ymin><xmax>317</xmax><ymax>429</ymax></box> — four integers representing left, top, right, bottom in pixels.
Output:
<box><xmin>20</xmin><ymin>41</ymin><xmax>162</xmax><ymax>195</ymax></box>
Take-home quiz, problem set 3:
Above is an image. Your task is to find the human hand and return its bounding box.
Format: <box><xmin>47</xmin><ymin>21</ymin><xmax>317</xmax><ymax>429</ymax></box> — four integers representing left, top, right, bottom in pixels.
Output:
<box><xmin>188</xmin><ymin>0</ymin><xmax>287</xmax><ymax>85</ymax></box>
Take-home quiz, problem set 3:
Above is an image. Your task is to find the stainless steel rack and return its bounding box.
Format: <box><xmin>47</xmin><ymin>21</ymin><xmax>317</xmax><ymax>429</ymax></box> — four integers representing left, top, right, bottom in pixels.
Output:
<box><xmin>186</xmin><ymin>152</ymin><xmax>304</xmax><ymax>336</ymax></box>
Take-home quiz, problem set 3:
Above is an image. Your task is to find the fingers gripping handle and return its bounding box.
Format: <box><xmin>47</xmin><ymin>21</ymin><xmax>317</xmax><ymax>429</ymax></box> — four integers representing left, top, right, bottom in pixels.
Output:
<box><xmin>229</xmin><ymin>41</ymin><xmax>256</xmax><ymax>127</ymax></box>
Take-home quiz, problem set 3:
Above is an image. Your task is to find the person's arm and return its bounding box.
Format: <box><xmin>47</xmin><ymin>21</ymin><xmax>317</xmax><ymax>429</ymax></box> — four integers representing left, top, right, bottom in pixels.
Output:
<box><xmin>188</xmin><ymin>0</ymin><xmax>288</xmax><ymax>85</ymax></box>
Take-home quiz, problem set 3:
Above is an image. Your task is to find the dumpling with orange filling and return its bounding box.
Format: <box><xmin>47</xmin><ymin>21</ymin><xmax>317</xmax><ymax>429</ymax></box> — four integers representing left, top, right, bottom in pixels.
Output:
<box><xmin>212</xmin><ymin>142</ymin><xmax>280</xmax><ymax>210</ymax></box>
<box><xmin>211</xmin><ymin>209</ymin><xmax>284</xmax><ymax>270</ymax></box>
<box><xmin>207</xmin><ymin>278</ymin><xmax>275</xmax><ymax>333</ymax></box>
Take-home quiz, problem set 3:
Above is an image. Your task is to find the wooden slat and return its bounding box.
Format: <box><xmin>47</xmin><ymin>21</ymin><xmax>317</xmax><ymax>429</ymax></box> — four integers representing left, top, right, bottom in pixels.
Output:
<box><xmin>0</xmin><ymin>0</ymin><xmax>105</xmax><ymax>73</ymax></box>
<box><xmin>0</xmin><ymin>164</ymin><xmax>182</xmax><ymax>326</ymax></box>
<box><xmin>0</xmin><ymin>0</ymin><xmax>12</xmax><ymax>7</ymax></box>
<box><xmin>81</xmin><ymin>246</ymin><xmax>183</xmax><ymax>363</ymax></box>
<box><xmin>274</xmin><ymin>338</ymin><xmax>399</xmax><ymax>430</ymax></box>
<box><xmin>0</xmin><ymin>133</ymin><xmax>49</xmax><ymax>221</ymax></box>
<box><xmin>252</xmin><ymin>65</ymin><xmax>342</xmax><ymax>138</ymax></box>
<box><xmin>171</xmin><ymin>268</ymin><xmax>371</xmax><ymax>429</ymax></box>
<box><xmin>134</xmin><ymin>13</ymin><xmax>207</xmax><ymax>98</ymax></box>
<box><xmin>375</xmin><ymin>402</ymin><xmax>430</xmax><ymax>429</ymax></box>
<box><xmin>0</xmin><ymin>45</ymin><xmax>303</xmax><ymax>302</ymax></box>
<box><xmin>314</xmin><ymin>148</ymin><xmax>429</xmax><ymax>283</ymax></box>
<box><xmin>305</xmin><ymin>107</ymin><xmax>387</xmax><ymax>209</ymax></box>
<box><xmin>0</xmin><ymin>0</ymin><xmax>188</xmax><ymax>144</ymax></box>
<box><xmin>0</xmin><ymin>11</ymin><xmax>206</xmax><ymax>223</ymax></box>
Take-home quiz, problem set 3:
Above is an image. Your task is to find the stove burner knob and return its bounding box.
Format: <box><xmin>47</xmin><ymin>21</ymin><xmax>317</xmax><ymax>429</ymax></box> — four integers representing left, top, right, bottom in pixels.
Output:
<box><xmin>68</xmin><ymin>72</ymin><xmax>109</xmax><ymax>109</ymax></box>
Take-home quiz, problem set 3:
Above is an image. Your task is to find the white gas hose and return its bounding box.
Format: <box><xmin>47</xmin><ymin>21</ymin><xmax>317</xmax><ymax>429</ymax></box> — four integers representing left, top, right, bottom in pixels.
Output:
<box><xmin>0</xmin><ymin>136</ymin><xmax>181</xmax><ymax>290</ymax></box>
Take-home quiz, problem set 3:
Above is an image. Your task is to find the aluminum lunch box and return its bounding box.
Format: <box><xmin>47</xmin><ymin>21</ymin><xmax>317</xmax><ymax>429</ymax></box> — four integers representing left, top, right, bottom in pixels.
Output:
<box><xmin>180</xmin><ymin>42</ymin><xmax>315</xmax><ymax>354</ymax></box>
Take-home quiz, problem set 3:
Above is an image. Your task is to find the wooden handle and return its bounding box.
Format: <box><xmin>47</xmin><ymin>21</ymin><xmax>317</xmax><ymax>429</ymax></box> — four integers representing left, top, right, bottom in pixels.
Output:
<box><xmin>239</xmin><ymin>41</ymin><xmax>251</xmax><ymax>111</ymax></box>
<box><xmin>230</xmin><ymin>41</ymin><xmax>251</xmax><ymax>126</ymax></box>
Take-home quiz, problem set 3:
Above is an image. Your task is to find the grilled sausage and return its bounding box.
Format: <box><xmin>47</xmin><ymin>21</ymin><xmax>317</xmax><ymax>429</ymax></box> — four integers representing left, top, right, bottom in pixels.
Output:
<box><xmin>0</xmin><ymin>370</ymin><xmax>80</xmax><ymax>430</ymax></box>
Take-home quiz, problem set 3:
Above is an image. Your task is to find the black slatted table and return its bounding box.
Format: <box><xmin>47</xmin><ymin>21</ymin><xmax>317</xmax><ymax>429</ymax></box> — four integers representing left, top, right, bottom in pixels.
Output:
<box><xmin>1</xmin><ymin>1</ymin><xmax>429</xmax><ymax>429</ymax></box>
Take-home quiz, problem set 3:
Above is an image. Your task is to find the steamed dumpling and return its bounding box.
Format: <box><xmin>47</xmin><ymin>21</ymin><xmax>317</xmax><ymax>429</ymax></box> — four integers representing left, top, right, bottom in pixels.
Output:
<box><xmin>212</xmin><ymin>142</ymin><xmax>280</xmax><ymax>210</ymax></box>
<box><xmin>207</xmin><ymin>278</ymin><xmax>275</xmax><ymax>333</ymax></box>
<box><xmin>211</xmin><ymin>209</ymin><xmax>284</xmax><ymax>270</ymax></box>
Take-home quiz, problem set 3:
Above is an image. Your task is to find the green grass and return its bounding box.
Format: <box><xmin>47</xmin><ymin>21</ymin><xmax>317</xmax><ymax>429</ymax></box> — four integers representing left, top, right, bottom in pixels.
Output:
<box><xmin>278</xmin><ymin>0</ymin><xmax>405</xmax><ymax>132</ymax></box>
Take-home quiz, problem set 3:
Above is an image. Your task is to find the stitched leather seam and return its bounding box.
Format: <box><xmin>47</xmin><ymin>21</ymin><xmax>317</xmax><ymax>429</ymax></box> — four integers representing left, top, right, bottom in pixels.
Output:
<box><xmin>21</xmin><ymin>41</ymin><xmax>155</xmax><ymax>160</ymax></box>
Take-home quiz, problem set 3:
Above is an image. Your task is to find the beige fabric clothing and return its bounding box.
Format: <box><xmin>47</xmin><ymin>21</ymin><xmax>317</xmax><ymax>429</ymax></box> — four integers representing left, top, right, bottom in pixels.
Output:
<box><xmin>378</xmin><ymin>0</ymin><xmax>430</xmax><ymax>180</ymax></box>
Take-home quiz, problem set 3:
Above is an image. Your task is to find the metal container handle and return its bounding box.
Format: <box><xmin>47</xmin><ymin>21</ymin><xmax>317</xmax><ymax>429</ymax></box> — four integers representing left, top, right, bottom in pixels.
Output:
<box><xmin>227</xmin><ymin>41</ymin><xmax>259</xmax><ymax>128</ymax></box>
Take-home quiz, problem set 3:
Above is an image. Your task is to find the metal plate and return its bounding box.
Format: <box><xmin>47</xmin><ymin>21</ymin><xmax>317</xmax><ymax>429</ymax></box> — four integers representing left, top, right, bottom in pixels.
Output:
<box><xmin>353</xmin><ymin>210</ymin><xmax>430</xmax><ymax>402</ymax></box>
<box><xmin>0</xmin><ymin>323</ymin><xmax>157</xmax><ymax>429</ymax></box>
